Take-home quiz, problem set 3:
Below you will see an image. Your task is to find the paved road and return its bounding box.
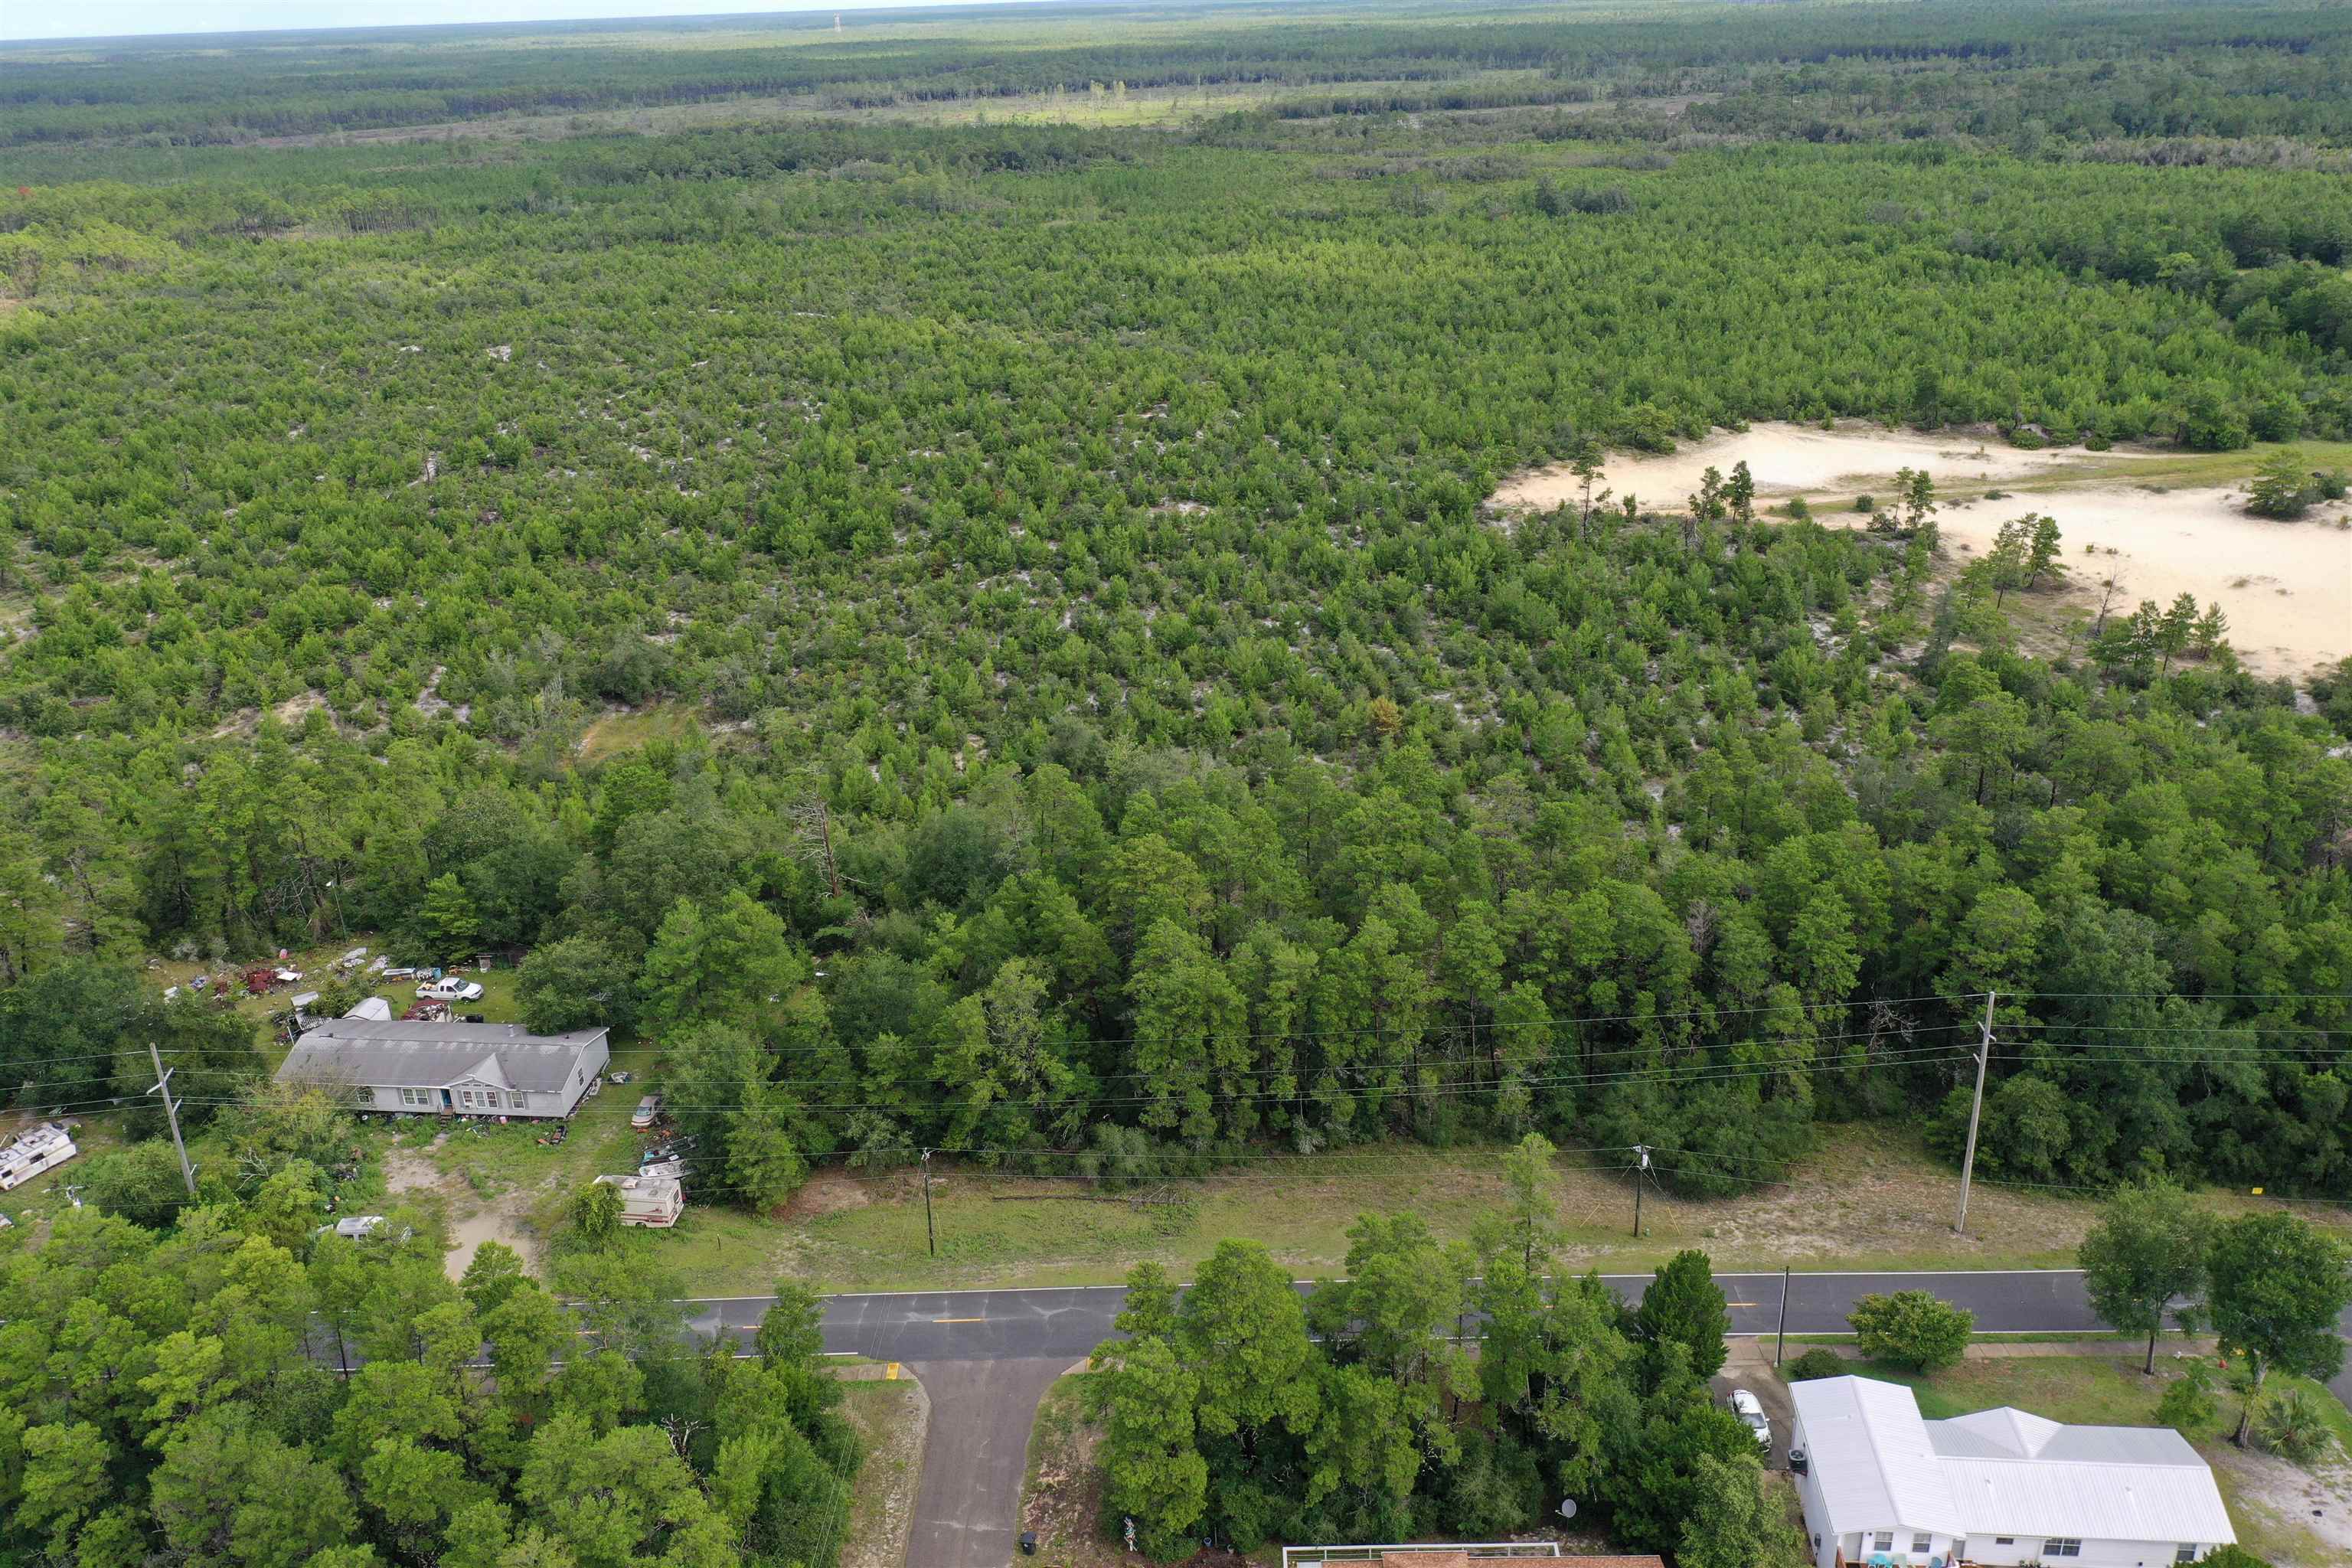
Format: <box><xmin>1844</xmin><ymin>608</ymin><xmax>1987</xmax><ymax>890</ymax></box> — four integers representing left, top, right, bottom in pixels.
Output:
<box><xmin>688</xmin><ymin>1268</ymin><xmax>2113</xmax><ymax>1364</ymax></box>
<box><xmin>686</xmin><ymin>1270</ymin><xmax>2352</xmax><ymax>1568</ymax></box>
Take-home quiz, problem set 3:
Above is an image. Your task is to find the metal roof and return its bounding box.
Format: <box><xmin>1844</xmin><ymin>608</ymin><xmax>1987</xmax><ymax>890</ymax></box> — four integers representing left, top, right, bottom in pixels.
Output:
<box><xmin>1794</xmin><ymin>1378</ymin><xmax>2235</xmax><ymax>1547</ymax></box>
<box><xmin>276</xmin><ymin>1018</ymin><xmax>606</xmax><ymax>1094</ymax></box>
<box><xmin>1791</xmin><ymin>1376</ymin><xmax>1965</xmax><ymax>1537</ymax></box>
<box><xmin>1929</xmin><ymin>1408</ymin><xmax>2233</xmax><ymax>1544</ymax></box>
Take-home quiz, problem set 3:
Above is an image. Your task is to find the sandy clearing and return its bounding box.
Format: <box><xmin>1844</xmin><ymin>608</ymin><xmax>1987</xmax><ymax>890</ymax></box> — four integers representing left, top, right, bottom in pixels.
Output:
<box><xmin>385</xmin><ymin>1135</ymin><xmax>538</xmax><ymax>1282</ymax></box>
<box><xmin>1491</xmin><ymin>422</ymin><xmax>2352</xmax><ymax>681</ymax></box>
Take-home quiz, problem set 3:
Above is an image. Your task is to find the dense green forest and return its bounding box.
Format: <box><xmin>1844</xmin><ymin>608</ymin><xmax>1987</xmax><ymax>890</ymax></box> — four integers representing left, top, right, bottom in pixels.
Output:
<box><xmin>2</xmin><ymin>0</ymin><xmax>2350</xmax><ymax>1246</ymax></box>
<box><xmin>0</xmin><ymin>1180</ymin><xmax>861</xmax><ymax>1568</ymax></box>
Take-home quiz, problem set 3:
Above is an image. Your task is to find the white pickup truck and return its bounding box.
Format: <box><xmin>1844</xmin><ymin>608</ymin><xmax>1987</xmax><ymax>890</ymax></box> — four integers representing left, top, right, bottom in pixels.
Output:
<box><xmin>416</xmin><ymin>977</ymin><xmax>485</xmax><ymax>1002</ymax></box>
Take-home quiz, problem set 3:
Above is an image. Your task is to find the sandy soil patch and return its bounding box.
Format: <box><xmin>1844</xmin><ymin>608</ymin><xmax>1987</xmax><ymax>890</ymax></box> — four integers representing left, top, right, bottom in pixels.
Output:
<box><xmin>385</xmin><ymin>1134</ymin><xmax>538</xmax><ymax>1283</ymax></box>
<box><xmin>1492</xmin><ymin>422</ymin><xmax>2352</xmax><ymax>681</ymax></box>
<box><xmin>2210</xmin><ymin>1440</ymin><xmax>2352</xmax><ymax>1560</ymax></box>
<box><xmin>786</xmin><ymin>1167</ymin><xmax>874</xmax><ymax>1221</ymax></box>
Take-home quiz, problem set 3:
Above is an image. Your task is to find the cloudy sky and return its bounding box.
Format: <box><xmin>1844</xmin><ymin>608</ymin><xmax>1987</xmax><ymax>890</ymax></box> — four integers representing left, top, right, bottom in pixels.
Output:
<box><xmin>7</xmin><ymin>2</ymin><xmax>1011</xmax><ymax>44</ymax></box>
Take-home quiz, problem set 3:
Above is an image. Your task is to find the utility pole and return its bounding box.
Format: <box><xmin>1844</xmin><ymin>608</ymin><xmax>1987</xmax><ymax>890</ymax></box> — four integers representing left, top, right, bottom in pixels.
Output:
<box><xmin>1953</xmin><ymin>991</ymin><xmax>1995</xmax><ymax>1235</ymax></box>
<box><xmin>1630</xmin><ymin>1145</ymin><xmax>1650</xmax><ymax>1237</ymax></box>
<box><xmin>147</xmin><ymin>1040</ymin><xmax>198</xmax><ymax>1198</ymax></box>
<box><xmin>921</xmin><ymin>1148</ymin><xmax>937</xmax><ymax>1259</ymax></box>
<box><xmin>1775</xmin><ymin>1264</ymin><xmax>1791</xmax><ymax>1367</ymax></box>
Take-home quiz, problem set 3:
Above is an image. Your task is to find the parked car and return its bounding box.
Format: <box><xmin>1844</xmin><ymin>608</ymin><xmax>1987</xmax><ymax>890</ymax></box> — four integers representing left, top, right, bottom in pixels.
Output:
<box><xmin>416</xmin><ymin>978</ymin><xmax>485</xmax><ymax>1002</ymax></box>
<box><xmin>631</xmin><ymin>1094</ymin><xmax>665</xmax><ymax>1129</ymax></box>
<box><xmin>1728</xmin><ymin>1388</ymin><xmax>1772</xmax><ymax>1452</ymax></box>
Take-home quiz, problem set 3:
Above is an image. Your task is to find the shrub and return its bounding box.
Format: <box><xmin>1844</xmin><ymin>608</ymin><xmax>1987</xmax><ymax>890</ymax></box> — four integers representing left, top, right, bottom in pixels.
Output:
<box><xmin>1785</xmin><ymin>1348</ymin><xmax>1850</xmax><ymax>1382</ymax></box>
<box><xmin>2251</xmin><ymin>1387</ymin><xmax>2338</xmax><ymax>1465</ymax></box>
<box><xmin>2156</xmin><ymin>1362</ymin><xmax>2218</xmax><ymax>1434</ymax></box>
<box><xmin>1849</xmin><ymin>1290</ymin><xmax>1974</xmax><ymax>1372</ymax></box>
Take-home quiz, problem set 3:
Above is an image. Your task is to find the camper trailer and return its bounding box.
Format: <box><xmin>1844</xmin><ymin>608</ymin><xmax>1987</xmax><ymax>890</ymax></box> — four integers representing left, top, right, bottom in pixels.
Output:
<box><xmin>593</xmin><ymin>1172</ymin><xmax>684</xmax><ymax>1228</ymax></box>
<box><xmin>0</xmin><ymin>1122</ymin><xmax>80</xmax><ymax>1191</ymax></box>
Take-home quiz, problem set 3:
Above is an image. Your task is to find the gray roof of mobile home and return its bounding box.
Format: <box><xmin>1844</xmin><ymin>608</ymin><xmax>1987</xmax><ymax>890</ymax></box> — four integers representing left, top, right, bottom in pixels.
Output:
<box><xmin>276</xmin><ymin>1018</ymin><xmax>607</xmax><ymax>1093</ymax></box>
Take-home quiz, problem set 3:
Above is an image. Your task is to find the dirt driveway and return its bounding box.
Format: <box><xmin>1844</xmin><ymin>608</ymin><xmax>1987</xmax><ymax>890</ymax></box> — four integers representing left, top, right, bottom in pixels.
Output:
<box><xmin>384</xmin><ymin>1136</ymin><xmax>540</xmax><ymax>1282</ymax></box>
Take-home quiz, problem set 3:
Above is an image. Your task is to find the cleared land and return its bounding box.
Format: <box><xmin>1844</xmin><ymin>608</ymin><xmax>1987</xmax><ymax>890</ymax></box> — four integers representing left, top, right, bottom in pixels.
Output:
<box><xmin>1492</xmin><ymin>423</ymin><xmax>2352</xmax><ymax>681</ymax></box>
<box><xmin>569</xmin><ymin>1137</ymin><xmax>2351</xmax><ymax>1297</ymax></box>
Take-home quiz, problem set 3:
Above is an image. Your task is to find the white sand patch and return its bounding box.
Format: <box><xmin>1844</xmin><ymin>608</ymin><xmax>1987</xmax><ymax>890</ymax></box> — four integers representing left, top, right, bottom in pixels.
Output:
<box><xmin>1491</xmin><ymin>423</ymin><xmax>2154</xmax><ymax>510</ymax></box>
<box><xmin>1493</xmin><ymin>423</ymin><xmax>2352</xmax><ymax>681</ymax></box>
<box><xmin>1939</xmin><ymin>485</ymin><xmax>2349</xmax><ymax>681</ymax></box>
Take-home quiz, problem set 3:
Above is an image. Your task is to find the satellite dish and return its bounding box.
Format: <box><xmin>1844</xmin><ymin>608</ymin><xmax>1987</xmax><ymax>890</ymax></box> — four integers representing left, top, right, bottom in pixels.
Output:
<box><xmin>1557</xmin><ymin>1498</ymin><xmax>1578</xmax><ymax>1521</ymax></box>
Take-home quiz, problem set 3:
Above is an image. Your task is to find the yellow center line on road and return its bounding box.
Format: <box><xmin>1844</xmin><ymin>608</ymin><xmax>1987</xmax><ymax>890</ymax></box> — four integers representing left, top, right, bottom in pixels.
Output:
<box><xmin>1725</xmin><ymin>1302</ymin><xmax>1762</xmax><ymax>1308</ymax></box>
<box><xmin>932</xmin><ymin>1316</ymin><xmax>986</xmax><ymax>1323</ymax></box>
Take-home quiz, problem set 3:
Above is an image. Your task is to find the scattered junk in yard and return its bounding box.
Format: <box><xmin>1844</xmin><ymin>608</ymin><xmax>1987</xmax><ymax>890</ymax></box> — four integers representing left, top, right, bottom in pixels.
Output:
<box><xmin>401</xmin><ymin>1001</ymin><xmax>452</xmax><ymax>1023</ymax></box>
<box><xmin>244</xmin><ymin>966</ymin><xmax>277</xmax><ymax>995</ymax></box>
<box><xmin>315</xmin><ymin>1215</ymin><xmax>410</xmax><ymax>1241</ymax></box>
<box><xmin>594</xmin><ymin>1172</ymin><xmax>684</xmax><ymax>1227</ymax></box>
<box><xmin>639</xmin><ymin>1157</ymin><xmax>691</xmax><ymax>1181</ymax></box>
<box><xmin>608</xmin><ymin>1070</ymin><xmax>632</xmax><ymax>1085</ymax></box>
<box><xmin>535</xmin><ymin>1122</ymin><xmax>570</xmax><ymax>1147</ymax></box>
<box><xmin>335</xmin><ymin>947</ymin><xmax>369</xmax><ymax>971</ymax></box>
<box><xmin>383</xmin><ymin>965</ymin><xmax>417</xmax><ymax>980</ymax></box>
<box><xmin>0</xmin><ymin>1122</ymin><xmax>82</xmax><ymax>1191</ymax></box>
<box><xmin>639</xmin><ymin>1135</ymin><xmax>695</xmax><ymax>1167</ymax></box>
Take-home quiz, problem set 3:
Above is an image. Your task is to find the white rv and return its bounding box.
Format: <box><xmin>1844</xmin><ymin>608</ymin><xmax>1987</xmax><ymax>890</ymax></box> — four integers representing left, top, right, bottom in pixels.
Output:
<box><xmin>0</xmin><ymin>1122</ymin><xmax>80</xmax><ymax>1191</ymax></box>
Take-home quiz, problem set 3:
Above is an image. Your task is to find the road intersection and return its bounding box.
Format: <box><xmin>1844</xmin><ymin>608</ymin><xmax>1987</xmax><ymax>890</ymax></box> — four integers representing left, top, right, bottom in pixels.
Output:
<box><xmin>689</xmin><ymin>1266</ymin><xmax>2263</xmax><ymax>1568</ymax></box>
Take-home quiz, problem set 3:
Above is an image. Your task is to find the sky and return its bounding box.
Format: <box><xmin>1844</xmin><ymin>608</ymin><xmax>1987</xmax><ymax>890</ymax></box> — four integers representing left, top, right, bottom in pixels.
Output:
<box><xmin>4</xmin><ymin>2</ymin><xmax>1014</xmax><ymax>45</ymax></box>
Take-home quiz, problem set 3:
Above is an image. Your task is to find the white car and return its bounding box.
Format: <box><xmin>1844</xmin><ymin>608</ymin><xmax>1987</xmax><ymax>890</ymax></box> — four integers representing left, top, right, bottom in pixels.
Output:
<box><xmin>631</xmin><ymin>1094</ymin><xmax>665</xmax><ymax>1129</ymax></box>
<box><xmin>417</xmin><ymin>978</ymin><xmax>485</xmax><ymax>1002</ymax></box>
<box><xmin>1729</xmin><ymin>1388</ymin><xmax>1772</xmax><ymax>1451</ymax></box>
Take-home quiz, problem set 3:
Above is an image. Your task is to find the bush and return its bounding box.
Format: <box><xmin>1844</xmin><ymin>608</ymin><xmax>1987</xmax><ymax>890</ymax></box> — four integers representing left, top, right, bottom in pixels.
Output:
<box><xmin>2156</xmin><ymin>1362</ymin><xmax>2218</xmax><ymax>1434</ymax></box>
<box><xmin>2251</xmin><ymin>1387</ymin><xmax>2338</xmax><ymax>1466</ymax></box>
<box><xmin>1849</xmin><ymin>1290</ymin><xmax>1974</xmax><ymax>1372</ymax></box>
<box><xmin>1785</xmin><ymin>1348</ymin><xmax>1850</xmax><ymax>1382</ymax></box>
<box><xmin>2200</xmin><ymin>1547</ymin><xmax>2272</xmax><ymax>1568</ymax></box>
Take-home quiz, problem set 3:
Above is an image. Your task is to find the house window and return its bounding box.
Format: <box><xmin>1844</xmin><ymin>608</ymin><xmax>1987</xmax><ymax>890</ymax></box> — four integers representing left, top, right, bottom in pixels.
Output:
<box><xmin>2177</xmin><ymin>1549</ymin><xmax>2199</xmax><ymax>1564</ymax></box>
<box><xmin>400</xmin><ymin>1086</ymin><xmax>431</xmax><ymax>1107</ymax></box>
<box><xmin>1994</xmin><ymin>1541</ymin><xmax>2014</xmax><ymax>1548</ymax></box>
<box><xmin>1873</xmin><ymin>1534</ymin><xmax>1894</xmax><ymax>1553</ymax></box>
<box><xmin>2043</xmin><ymin>1540</ymin><xmax>2082</xmax><ymax>1559</ymax></box>
<box><xmin>509</xmin><ymin>1092</ymin><xmax>528</xmax><ymax>1110</ymax></box>
<box><xmin>1912</xmin><ymin>1536</ymin><xmax>1932</xmax><ymax>1556</ymax></box>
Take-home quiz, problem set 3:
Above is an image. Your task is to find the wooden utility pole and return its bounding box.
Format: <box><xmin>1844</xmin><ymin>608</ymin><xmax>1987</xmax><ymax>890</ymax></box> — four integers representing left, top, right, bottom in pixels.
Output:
<box><xmin>1775</xmin><ymin>1264</ymin><xmax>1791</xmax><ymax>1366</ymax></box>
<box><xmin>1953</xmin><ymin>991</ymin><xmax>1995</xmax><ymax>1235</ymax></box>
<box><xmin>921</xmin><ymin>1148</ymin><xmax>937</xmax><ymax>1258</ymax></box>
<box><xmin>1630</xmin><ymin>1145</ymin><xmax>1650</xmax><ymax>1237</ymax></box>
<box><xmin>147</xmin><ymin>1040</ymin><xmax>198</xmax><ymax>1198</ymax></box>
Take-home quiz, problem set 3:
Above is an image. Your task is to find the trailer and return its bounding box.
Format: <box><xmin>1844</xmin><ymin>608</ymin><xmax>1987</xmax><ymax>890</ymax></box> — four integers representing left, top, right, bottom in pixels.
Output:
<box><xmin>593</xmin><ymin>1173</ymin><xmax>684</xmax><ymax>1228</ymax></box>
<box><xmin>0</xmin><ymin>1122</ymin><xmax>80</xmax><ymax>1191</ymax></box>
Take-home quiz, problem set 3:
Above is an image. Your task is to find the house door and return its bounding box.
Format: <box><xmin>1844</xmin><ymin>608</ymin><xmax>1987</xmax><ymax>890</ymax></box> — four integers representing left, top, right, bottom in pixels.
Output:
<box><xmin>440</xmin><ymin>1088</ymin><xmax>452</xmax><ymax>1110</ymax></box>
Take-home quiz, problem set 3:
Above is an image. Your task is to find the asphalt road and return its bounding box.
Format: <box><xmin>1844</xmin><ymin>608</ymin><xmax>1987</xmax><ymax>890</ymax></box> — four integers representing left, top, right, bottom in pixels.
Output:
<box><xmin>685</xmin><ymin>1267</ymin><xmax>2116</xmax><ymax>1365</ymax></box>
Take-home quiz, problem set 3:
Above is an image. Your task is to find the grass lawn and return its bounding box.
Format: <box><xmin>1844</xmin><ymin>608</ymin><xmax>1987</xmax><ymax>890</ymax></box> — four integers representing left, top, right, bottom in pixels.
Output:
<box><xmin>1831</xmin><ymin>1356</ymin><xmax>2352</xmax><ymax>1566</ymax></box>
<box><xmin>838</xmin><ymin>1374</ymin><xmax>928</xmax><ymax>1568</ymax></box>
<box><xmin>593</xmin><ymin>1135</ymin><xmax>2352</xmax><ymax>1296</ymax></box>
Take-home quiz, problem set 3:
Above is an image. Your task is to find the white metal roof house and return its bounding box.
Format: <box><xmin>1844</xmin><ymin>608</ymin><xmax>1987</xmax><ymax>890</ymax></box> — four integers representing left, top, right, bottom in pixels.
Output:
<box><xmin>1788</xmin><ymin>1375</ymin><xmax>2234</xmax><ymax>1568</ymax></box>
<box><xmin>274</xmin><ymin>1018</ymin><xmax>609</xmax><ymax>1119</ymax></box>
